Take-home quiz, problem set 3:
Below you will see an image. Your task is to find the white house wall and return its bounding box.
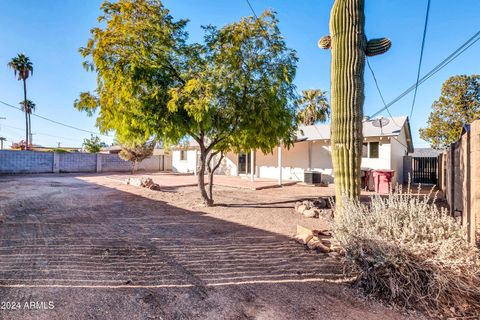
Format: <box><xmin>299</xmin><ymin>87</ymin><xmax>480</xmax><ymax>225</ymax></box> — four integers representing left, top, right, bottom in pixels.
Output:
<box><xmin>215</xmin><ymin>152</ymin><xmax>238</xmax><ymax>176</ymax></box>
<box><xmin>360</xmin><ymin>138</ymin><xmax>392</xmax><ymax>171</ymax></box>
<box><xmin>171</xmin><ymin>135</ymin><xmax>406</xmax><ymax>185</ymax></box>
<box><xmin>390</xmin><ymin>128</ymin><xmax>409</xmax><ymax>184</ymax></box>
<box><xmin>172</xmin><ymin>150</ymin><xmax>197</xmax><ymax>173</ymax></box>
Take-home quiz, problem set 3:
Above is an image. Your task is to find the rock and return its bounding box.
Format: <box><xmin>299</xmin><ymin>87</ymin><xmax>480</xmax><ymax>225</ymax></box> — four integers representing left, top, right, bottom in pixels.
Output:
<box><xmin>296</xmin><ymin>204</ymin><xmax>307</xmax><ymax>214</ymax></box>
<box><xmin>295</xmin><ymin>225</ymin><xmax>337</xmax><ymax>253</ymax></box>
<box><xmin>302</xmin><ymin>200</ymin><xmax>312</xmax><ymax>209</ymax></box>
<box><xmin>294</xmin><ymin>201</ymin><xmax>302</xmax><ymax>211</ymax></box>
<box><xmin>313</xmin><ymin>198</ymin><xmax>327</xmax><ymax>209</ymax></box>
<box><xmin>148</xmin><ymin>184</ymin><xmax>161</xmax><ymax>191</ymax></box>
<box><xmin>307</xmin><ymin>239</ymin><xmax>331</xmax><ymax>252</ymax></box>
<box><xmin>125</xmin><ymin>176</ymin><xmax>159</xmax><ymax>190</ymax></box>
<box><xmin>295</xmin><ymin>233</ymin><xmax>314</xmax><ymax>245</ymax></box>
<box><xmin>303</xmin><ymin>208</ymin><xmax>319</xmax><ymax>218</ymax></box>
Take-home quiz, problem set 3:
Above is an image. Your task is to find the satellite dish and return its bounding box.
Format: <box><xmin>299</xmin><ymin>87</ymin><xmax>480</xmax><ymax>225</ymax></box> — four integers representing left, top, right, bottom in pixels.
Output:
<box><xmin>372</xmin><ymin>117</ymin><xmax>390</xmax><ymax>135</ymax></box>
<box><xmin>372</xmin><ymin>117</ymin><xmax>390</xmax><ymax>128</ymax></box>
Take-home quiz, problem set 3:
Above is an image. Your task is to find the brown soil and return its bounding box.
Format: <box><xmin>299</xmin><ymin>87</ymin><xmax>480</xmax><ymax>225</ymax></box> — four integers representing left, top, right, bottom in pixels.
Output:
<box><xmin>0</xmin><ymin>173</ymin><xmax>425</xmax><ymax>320</ymax></box>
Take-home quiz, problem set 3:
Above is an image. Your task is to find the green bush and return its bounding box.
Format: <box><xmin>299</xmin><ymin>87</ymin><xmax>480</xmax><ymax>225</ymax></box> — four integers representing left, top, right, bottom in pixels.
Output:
<box><xmin>51</xmin><ymin>148</ymin><xmax>69</xmax><ymax>153</ymax></box>
<box><xmin>334</xmin><ymin>186</ymin><xmax>480</xmax><ymax>318</ymax></box>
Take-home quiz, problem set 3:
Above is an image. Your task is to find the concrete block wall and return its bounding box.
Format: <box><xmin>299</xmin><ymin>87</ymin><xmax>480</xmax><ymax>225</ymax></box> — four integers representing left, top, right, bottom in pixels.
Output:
<box><xmin>101</xmin><ymin>154</ymin><xmax>132</xmax><ymax>172</ymax></box>
<box><xmin>0</xmin><ymin>150</ymin><xmax>165</xmax><ymax>175</ymax></box>
<box><xmin>0</xmin><ymin>150</ymin><xmax>53</xmax><ymax>173</ymax></box>
<box><xmin>59</xmin><ymin>153</ymin><xmax>97</xmax><ymax>173</ymax></box>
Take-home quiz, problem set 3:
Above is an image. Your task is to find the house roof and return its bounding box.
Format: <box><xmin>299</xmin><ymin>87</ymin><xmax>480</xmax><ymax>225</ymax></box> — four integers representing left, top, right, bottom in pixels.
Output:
<box><xmin>171</xmin><ymin>116</ymin><xmax>414</xmax><ymax>152</ymax></box>
<box><xmin>170</xmin><ymin>140</ymin><xmax>200</xmax><ymax>150</ymax></box>
<box><xmin>408</xmin><ymin>148</ymin><xmax>442</xmax><ymax>157</ymax></box>
<box><xmin>297</xmin><ymin>116</ymin><xmax>414</xmax><ymax>152</ymax></box>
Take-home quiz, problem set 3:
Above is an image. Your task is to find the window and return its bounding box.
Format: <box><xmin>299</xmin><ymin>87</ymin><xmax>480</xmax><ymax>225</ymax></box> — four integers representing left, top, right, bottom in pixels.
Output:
<box><xmin>180</xmin><ymin>150</ymin><xmax>187</xmax><ymax>161</ymax></box>
<box><xmin>362</xmin><ymin>142</ymin><xmax>380</xmax><ymax>159</ymax></box>
<box><xmin>369</xmin><ymin>142</ymin><xmax>379</xmax><ymax>158</ymax></box>
<box><xmin>362</xmin><ymin>143</ymin><xmax>368</xmax><ymax>158</ymax></box>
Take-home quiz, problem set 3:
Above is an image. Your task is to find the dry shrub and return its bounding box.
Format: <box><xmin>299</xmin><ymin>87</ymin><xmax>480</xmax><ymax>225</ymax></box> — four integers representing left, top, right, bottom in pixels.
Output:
<box><xmin>334</xmin><ymin>186</ymin><xmax>480</xmax><ymax>318</ymax></box>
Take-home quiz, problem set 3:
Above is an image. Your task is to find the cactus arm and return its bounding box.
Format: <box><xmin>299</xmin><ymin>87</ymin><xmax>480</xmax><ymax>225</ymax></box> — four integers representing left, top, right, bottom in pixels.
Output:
<box><xmin>318</xmin><ymin>35</ymin><xmax>331</xmax><ymax>50</ymax></box>
<box><xmin>366</xmin><ymin>38</ymin><xmax>392</xmax><ymax>56</ymax></box>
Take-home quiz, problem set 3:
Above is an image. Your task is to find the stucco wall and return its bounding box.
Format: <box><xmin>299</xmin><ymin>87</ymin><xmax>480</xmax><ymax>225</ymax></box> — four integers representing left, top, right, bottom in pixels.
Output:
<box><xmin>172</xmin><ymin>150</ymin><xmax>197</xmax><ymax>173</ymax></box>
<box><xmin>390</xmin><ymin>130</ymin><xmax>409</xmax><ymax>184</ymax></box>
<box><xmin>361</xmin><ymin>137</ymin><xmax>392</xmax><ymax>171</ymax></box>
<box><xmin>169</xmin><ymin>137</ymin><xmax>401</xmax><ymax>186</ymax></box>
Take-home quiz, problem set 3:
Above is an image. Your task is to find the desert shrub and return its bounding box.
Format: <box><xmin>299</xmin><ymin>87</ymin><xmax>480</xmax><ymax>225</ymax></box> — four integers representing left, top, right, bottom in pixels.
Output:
<box><xmin>334</xmin><ymin>186</ymin><xmax>480</xmax><ymax>318</ymax></box>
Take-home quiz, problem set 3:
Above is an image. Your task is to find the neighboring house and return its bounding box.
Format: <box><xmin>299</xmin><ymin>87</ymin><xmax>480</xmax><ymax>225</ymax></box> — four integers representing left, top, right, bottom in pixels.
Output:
<box><xmin>101</xmin><ymin>144</ymin><xmax>173</xmax><ymax>171</ymax></box>
<box><xmin>408</xmin><ymin>148</ymin><xmax>443</xmax><ymax>158</ymax></box>
<box><xmin>171</xmin><ymin>116</ymin><xmax>414</xmax><ymax>184</ymax></box>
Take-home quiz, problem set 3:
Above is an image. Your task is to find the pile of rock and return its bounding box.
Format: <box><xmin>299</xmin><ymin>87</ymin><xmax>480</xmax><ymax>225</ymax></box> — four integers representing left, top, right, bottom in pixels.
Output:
<box><xmin>294</xmin><ymin>198</ymin><xmax>333</xmax><ymax>218</ymax></box>
<box><xmin>125</xmin><ymin>176</ymin><xmax>161</xmax><ymax>190</ymax></box>
<box><xmin>294</xmin><ymin>225</ymin><xmax>343</xmax><ymax>254</ymax></box>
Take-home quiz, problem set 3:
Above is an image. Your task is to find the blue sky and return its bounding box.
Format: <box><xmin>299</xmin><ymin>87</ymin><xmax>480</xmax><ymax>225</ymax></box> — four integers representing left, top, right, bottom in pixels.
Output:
<box><xmin>0</xmin><ymin>0</ymin><xmax>479</xmax><ymax>148</ymax></box>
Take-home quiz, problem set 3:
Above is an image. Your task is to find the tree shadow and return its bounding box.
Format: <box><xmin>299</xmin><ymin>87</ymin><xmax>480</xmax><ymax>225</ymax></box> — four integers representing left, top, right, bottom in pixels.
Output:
<box><xmin>0</xmin><ymin>174</ymin><xmax>344</xmax><ymax>289</ymax></box>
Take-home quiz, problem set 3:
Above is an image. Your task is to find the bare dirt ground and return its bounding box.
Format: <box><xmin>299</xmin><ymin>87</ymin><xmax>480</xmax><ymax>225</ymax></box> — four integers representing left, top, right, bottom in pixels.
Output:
<box><xmin>0</xmin><ymin>173</ymin><xmax>424</xmax><ymax>320</ymax></box>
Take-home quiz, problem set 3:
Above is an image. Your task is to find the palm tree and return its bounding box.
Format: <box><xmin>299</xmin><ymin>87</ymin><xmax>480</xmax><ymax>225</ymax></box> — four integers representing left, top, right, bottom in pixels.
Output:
<box><xmin>296</xmin><ymin>89</ymin><xmax>330</xmax><ymax>125</ymax></box>
<box><xmin>8</xmin><ymin>54</ymin><xmax>33</xmax><ymax>148</ymax></box>
<box><xmin>19</xmin><ymin>100</ymin><xmax>36</xmax><ymax>145</ymax></box>
<box><xmin>0</xmin><ymin>137</ymin><xmax>6</xmax><ymax>150</ymax></box>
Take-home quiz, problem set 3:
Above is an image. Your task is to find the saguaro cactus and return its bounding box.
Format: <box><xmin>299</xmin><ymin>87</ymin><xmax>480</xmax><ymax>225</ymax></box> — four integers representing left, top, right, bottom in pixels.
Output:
<box><xmin>318</xmin><ymin>0</ymin><xmax>391</xmax><ymax>205</ymax></box>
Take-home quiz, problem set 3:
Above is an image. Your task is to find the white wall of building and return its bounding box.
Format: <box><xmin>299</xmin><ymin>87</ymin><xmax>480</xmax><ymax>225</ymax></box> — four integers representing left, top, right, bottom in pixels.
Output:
<box><xmin>361</xmin><ymin>137</ymin><xmax>392</xmax><ymax>171</ymax></box>
<box><xmin>171</xmin><ymin>134</ymin><xmax>407</xmax><ymax>184</ymax></box>
<box><xmin>390</xmin><ymin>128</ymin><xmax>409</xmax><ymax>184</ymax></box>
<box><xmin>172</xmin><ymin>149</ymin><xmax>197</xmax><ymax>173</ymax></box>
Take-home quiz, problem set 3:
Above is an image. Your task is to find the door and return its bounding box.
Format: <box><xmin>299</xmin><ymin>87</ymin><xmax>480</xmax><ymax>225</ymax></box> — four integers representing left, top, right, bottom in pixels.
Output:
<box><xmin>238</xmin><ymin>151</ymin><xmax>254</xmax><ymax>175</ymax></box>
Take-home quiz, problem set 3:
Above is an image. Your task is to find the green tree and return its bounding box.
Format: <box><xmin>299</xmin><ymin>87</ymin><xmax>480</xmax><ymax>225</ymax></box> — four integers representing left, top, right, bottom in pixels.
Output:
<box><xmin>75</xmin><ymin>0</ymin><xmax>297</xmax><ymax>205</ymax></box>
<box><xmin>119</xmin><ymin>140</ymin><xmax>156</xmax><ymax>173</ymax></box>
<box><xmin>19</xmin><ymin>100</ymin><xmax>35</xmax><ymax>145</ymax></box>
<box><xmin>8</xmin><ymin>53</ymin><xmax>33</xmax><ymax>148</ymax></box>
<box><xmin>296</xmin><ymin>89</ymin><xmax>330</xmax><ymax>125</ymax></box>
<box><xmin>420</xmin><ymin>75</ymin><xmax>480</xmax><ymax>149</ymax></box>
<box><xmin>83</xmin><ymin>135</ymin><xmax>104</xmax><ymax>153</ymax></box>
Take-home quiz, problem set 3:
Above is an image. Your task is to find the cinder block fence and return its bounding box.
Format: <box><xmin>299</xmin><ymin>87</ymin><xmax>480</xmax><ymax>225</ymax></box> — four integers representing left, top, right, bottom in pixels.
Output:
<box><xmin>437</xmin><ymin>120</ymin><xmax>480</xmax><ymax>245</ymax></box>
<box><xmin>0</xmin><ymin>150</ymin><xmax>165</xmax><ymax>174</ymax></box>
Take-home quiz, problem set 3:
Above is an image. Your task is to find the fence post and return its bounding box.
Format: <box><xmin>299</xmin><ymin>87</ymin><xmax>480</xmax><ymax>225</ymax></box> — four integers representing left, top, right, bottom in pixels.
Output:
<box><xmin>53</xmin><ymin>152</ymin><xmax>60</xmax><ymax>173</ymax></box>
<box><xmin>463</xmin><ymin>130</ymin><xmax>472</xmax><ymax>242</ymax></box>
<box><xmin>96</xmin><ymin>154</ymin><xmax>102</xmax><ymax>173</ymax></box>
<box><xmin>470</xmin><ymin>120</ymin><xmax>480</xmax><ymax>244</ymax></box>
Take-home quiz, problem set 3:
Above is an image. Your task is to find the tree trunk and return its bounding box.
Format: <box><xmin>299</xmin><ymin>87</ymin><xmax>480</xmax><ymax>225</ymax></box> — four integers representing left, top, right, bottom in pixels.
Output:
<box><xmin>197</xmin><ymin>146</ymin><xmax>212</xmax><ymax>206</ymax></box>
<box><xmin>131</xmin><ymin>161</ymin><xmax>137</xmax><ymax>174</ymax></box>
<box><xmin>207</xmin><ymin>151</ymin><xmax>224</xmax><ymax>202</ymax></box>
<box><xmin>23</xmin><ymin>79</ymin><xmax>28</xmax><ymax>148</ymax></box>
<box><xmin>28</xmin><ymin>113</ymin><xmax>32</xmax><ymax>146</ymax></box>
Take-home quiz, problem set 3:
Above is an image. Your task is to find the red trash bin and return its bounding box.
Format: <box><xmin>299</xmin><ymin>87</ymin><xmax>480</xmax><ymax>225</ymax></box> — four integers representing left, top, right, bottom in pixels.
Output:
<box><xmin>371</xmin><ymin>170</ymin><xmax>395</xmax><ymax>194</ymax></box>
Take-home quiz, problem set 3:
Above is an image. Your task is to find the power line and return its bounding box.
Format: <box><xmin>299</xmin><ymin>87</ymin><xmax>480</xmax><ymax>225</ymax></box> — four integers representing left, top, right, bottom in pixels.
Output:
<box><xmin>370</xmin><ymin>28</ymin><xmax>480</xmax><ymax>118</ymax></box>
<box><xmin>409</xmin><ymin>0</ymin><xmax>432</xmax><ymax>119</ymax></box>
<box><xmin>365</xmin><ymin>58</ymin><xmax>402</xmax><ymax>127</ymax></box>
<box><xmin>0</xmin><ymin>100</ymin><xmax>110</xmax><ymax>137</ymax></box>
<box><xmin>0</xmin><ymin>123</ymin><xmax>80</xmax><ymax>142</ymax></box>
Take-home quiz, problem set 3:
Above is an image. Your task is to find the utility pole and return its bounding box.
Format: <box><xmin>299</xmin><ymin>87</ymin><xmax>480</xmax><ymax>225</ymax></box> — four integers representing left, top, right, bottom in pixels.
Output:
<box><xmin>30</xmin><ymin>132</ymin><xmax>36</xmax><ymax>146</ymax></box>
<box><xmin>57</xmin><ymin>142</ymin><xmax>61</xmax><ymax>148</ymax></box>
<box><xmin>0</xmin><ymin>117</ymin><xmax>6</xmax><ymax>150</ymax></box>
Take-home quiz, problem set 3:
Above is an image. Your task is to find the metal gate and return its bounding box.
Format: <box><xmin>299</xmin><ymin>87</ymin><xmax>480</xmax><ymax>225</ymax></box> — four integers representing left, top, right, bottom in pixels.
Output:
<box><xmin>412</xmin><ymin>157</ymin><xmax>438</xmax><ymax>184</ymax></box>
